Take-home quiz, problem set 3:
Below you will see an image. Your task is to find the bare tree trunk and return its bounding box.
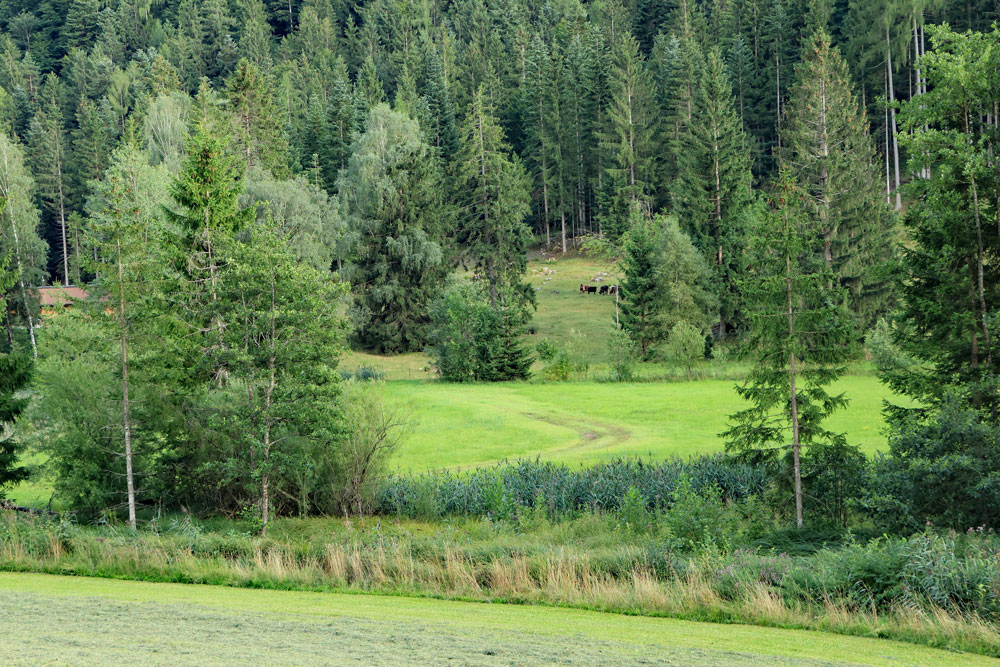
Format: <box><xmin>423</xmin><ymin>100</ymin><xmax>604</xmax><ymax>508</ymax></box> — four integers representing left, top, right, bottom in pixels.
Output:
<box><xmin>116</xmin><ymin>234</ymin><xmax>137</xmax><ymax>529</ymax></box>
<box><xmin>560</xmin><ymin>209</ymin><xmax>567</xmax><ymax>254</ymax></box>
<box><xmin>260</xmin><ymin>278</ymin><xmax>278</xmax><ymax>536</ymax></box>
<box><xmin>885</xmin><ymin>71</ymin><xmax>892</xmax><ymax>205</ymax></box>
<box><xmin>786</xmin><ymin>251</ymin><xmax>803</xmax><ymax>530</ymax></box>
<box><xmin>969</xmin><ymin>172</ymin><xmax>992</xmax><ymax>368</ymax></box>
<box><xmin>55</xmin><ymin>135</ymin><xmax>70</xmax><ymax>286</ymax></box>
<box><xmin>887</xmin><ymin>26</ymin><xmax>903</xmax><ymax>210</ymax></box>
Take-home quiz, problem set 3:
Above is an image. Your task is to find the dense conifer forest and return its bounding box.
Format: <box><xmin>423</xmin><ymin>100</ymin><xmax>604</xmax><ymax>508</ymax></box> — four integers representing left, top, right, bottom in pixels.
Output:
<box><xmin>0</xmin><ymin>0</ymin><xmax>999</xmax><ymax>547</ymax></box>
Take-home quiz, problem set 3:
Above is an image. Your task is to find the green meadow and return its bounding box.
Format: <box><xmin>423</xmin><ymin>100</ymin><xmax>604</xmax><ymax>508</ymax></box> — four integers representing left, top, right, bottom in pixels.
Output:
<box><xmin>0</xmin><ymin>573</ymin><xmax>985</xmax><ymax>666</ymax></box>
<box><xmin>9</xmin><ymin>255</ymin><xmax>908</xmax><ymax>502</ymax></box>
<box><xmin>385</xmin><ymin>375</ymin><xmax>905</xmax><ymax>471</ymax></box>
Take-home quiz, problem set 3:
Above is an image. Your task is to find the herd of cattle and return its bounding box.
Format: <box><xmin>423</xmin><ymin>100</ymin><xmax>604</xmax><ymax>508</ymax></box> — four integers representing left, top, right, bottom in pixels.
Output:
<box><xmin>579</xmin><ymin>283</ymin><xmax>618</xmax><ymax>295</ymax></box>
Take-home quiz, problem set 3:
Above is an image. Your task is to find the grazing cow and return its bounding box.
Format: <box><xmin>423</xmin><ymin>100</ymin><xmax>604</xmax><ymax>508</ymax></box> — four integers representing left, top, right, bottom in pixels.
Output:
<box><xmin>599</xmin><ymin>285</ymin><xmax>609</xmax><ymax>295</ymax></box>
<box><xmin>587</xmin><ymin>285</ymin><xmax>598</xmax><ymax>294</ymax></box>
<box><xmin>579</xmin><ymin>284</ymin><xmax>587</xmax><ymax>293</ymax></box>
<box><xmin>608</xmin><ymin>285</ymin><xmax>618</xmax><ymax>295</ymax></box>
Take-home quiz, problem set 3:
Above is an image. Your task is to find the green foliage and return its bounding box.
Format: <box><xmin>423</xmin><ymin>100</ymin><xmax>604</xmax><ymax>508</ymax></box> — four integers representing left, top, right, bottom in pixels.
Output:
<box><xmin>456</xmin><ymin>86</ymin><xmax>534</xmax><ymax>320</ymax></box>
<box><xmin>606</xmin><ymin>325</ymin><xmax>637</xmax><ymax>382</ymax></box>
<box><xmin>889</xmin><ymin>24</ymin><xmax>1000</xmax><ymax>416</ymax></box>
<box><xmin>427</xmin><ymin>281</ymin><xmax>532</xmax><ymax>382</ymax></box>
<box><xmin>662</xmin><ymin>475</ymin><xmax>729</xmax><ymax>551</ymax></box>
<box><xmin>0</xmin><ymin>133</ymin><xmax>45</xmax><ymax>339</ymax></box>
<box><xmin>241</xmin><ymin>167</ymin><xmax>342</xmax><ymax>272</ymax></box>
<box><xmin>224</xmin><ymin>59</ymin><xmax>288</xmax><ymax>176</ymax></box>
<box><xmin>334</xmin><ymin>381</ymin><xmax>409</xmax><ymax>515</ymax></box>
<box><xmin>865</xmin><ymin>397</ymin><xmax>1000</xmax><ymax>532</ymax></box>
<box><xmin>724</xmin><ymin>172</ymin><xmax>858</xmax><ymax>525</ymax></box>
<box><xmin>619</xmin><ymin>209</ymin><xmax>716</xmax><ymax>359</ymax></box>
<box><xmin>666</xmin><ymin>321</ymin><xmax>704</xmax><ymax>376</ymax></box>
<box><xmin>339</xmin><ymin>104</ymin><xmax>450</xmax><ymax>354</ymax></box>
<box><xmin>213</xmin><ymin>220</ymin><xmax>348</xmax><ymax>530</ymax></box>
<box><xmin>534</xmin><ymin>338</ymin><xmax>559</xmax><ymax>363</ymax></box>
<box><xmin>377</xmin><ymin>456</ymin><xmax>771</xmax><ymax>519</ymax></box>
<box><xmin>670</xmin><ymin>47</ymin><xmax>754</xmax><ymax>333</ymax></box>
<box><xmin>618</xmin><ymin>485</ymin><xmax>649</xmax><ymax>532</ymax></box>
<box><xmin>780</xmin><ymin>31</ymin><xmax>895</xmax><ymax>330</ymax></box>
<box><xmin>0</xmin><ymin>337</ymin><xmax>31</xmax><ymax>495</ymax></box>
<box><xmin>618</xmin><ymin>208</ymin><xmax>663</xmax><ymax>359</ymax></box>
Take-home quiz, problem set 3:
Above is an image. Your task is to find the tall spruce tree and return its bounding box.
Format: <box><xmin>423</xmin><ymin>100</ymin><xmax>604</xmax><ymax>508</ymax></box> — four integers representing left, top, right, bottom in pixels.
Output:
<box><xmin>338</xmin><ymin>104</ymin><xmax>450</xmax><ymax>353</ymax></box>
<box><xmin>600</xmin><ymin>32</ymin><xmax>659</xmax><ymax>239</ymax></box>
<box><xmin>28</xmin><ymin>74</ymin><xmax>72</xmax><ymax>286</ymax></box>
<box><xmin>0</xmin><ymin>228</ymin><xmax>30</xmax><ymax>497</ymax></box>
<box><xmin>780</xmin><ymin>30</ymin><xmax>894</xmax><ymax>329</ymax></box>
<box><xmin>457</xmin><ymin>86</ymin><xmax>533</xmax><ymax>315</ymax></box>
<box><xmin>724</xmin><ymin>171</ymin><xmax>855</xmax><ymax>528</ymax></box>
<box><xmin>671</xmin><ymin>47</ymin><xmax>754</xmax><ymax>335</ymax></box>
<box><xmin>888</xmin><ymin>25</ymin><xmax>1000</xmax><ymax>416</ymax></box>
<box><xmin>619</xmin><ymin>206</ymin><xmax>664</xmax><ymax>359</ymax></box>
<box><xmin>164</xmin><ymin>124</ymin><xmax>256</xmax><ymax>383</ymax></box>
<box><xmin>225</xmin><ymin>59</ymin><xmax>287</xmax><ymax>175</ymax></box>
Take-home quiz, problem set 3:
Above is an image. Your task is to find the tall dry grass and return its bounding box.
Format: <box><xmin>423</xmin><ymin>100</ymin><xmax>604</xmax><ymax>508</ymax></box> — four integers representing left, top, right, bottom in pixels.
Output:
<box><xmin>0</xmin><ymin>512</ymin><xmax>996</xmax><ymax>657</ymax></box>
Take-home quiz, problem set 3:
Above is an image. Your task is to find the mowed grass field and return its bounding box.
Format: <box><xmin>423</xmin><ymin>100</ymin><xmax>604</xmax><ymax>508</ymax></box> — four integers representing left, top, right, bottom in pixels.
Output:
<box><xmin>386</xmin><ymin>375</ymin><xmax>907</xmax><ymax>471</ymax></box>
<box><xmin>0</xmin><ymin>573</ymin><xmax>985</xmax><ymax>666</ymax></box>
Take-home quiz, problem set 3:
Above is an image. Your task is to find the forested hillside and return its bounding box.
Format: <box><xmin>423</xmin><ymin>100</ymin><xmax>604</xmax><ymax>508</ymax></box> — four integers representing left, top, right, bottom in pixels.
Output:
<box><xmin>1</xmin><ymin>0</ymin><xmax>1000</xmax><ymax>537</ymax></box>
<box><xmin>0</xmin><ymin>0</ymin><xmax>988</xmax><ymax>288</ymax></box>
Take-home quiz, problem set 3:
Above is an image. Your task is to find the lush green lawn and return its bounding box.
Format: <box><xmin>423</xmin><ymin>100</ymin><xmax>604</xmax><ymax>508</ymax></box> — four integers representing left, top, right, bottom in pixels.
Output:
<box><xmin>386</xmin><ymin>375</ymin><xmax>909</xmax><ymax>471</ymax></box>
<box><xmin>7</xmin><ymin>374</ymin><xmax>905</xmax><ymax>504</ymax></box>
<box><xmin>0</xmin><ymin>573</ymin><xmax>983</xmax><ymax>666</ymax></box>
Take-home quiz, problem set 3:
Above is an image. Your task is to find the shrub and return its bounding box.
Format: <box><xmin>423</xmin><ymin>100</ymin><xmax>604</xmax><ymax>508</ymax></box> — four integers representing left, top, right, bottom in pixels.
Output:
<box><xmin>665</xmin><ymin>321</ymin><xmax>704</xmax><ymax>377</ymax></box>
<box><xmin>662</xmin><ymin>475</ymin><xmax>728</xmax><ymax>551</ymax></box>
<box><xmin>535</xmin><ymin>339</ymin><xmax>559</xmax><ymax>362</ymax></box>
<box><xmin>870</xmin><ymin>397</ymin><xmax>1000</xmax><ymax>531</ymax></box>
<box><xmin>426</xmin><ymin>281</ymin><xmax>532</xmax><ymax>382</ymax></box>
<box><xmin>377</xmin><ymin>456</ymin><xmax>771</xmax><ymax>520</ymax></box>
<box><xmin>618</xmin><ymin>486</ymin><xmax>649</xmax><ymax>532</ymax></box>
<box><xmin>542</xmin><ymin>350</ymin><xmax>571</xmax><ymax>381</ymax></box>
<box><xmin>332</xmin><ymin>382</ymin><xmax>410</xmax><ymax>515</ymax></box>
<box><xmin>606</xmin><ymin>325</ymin><xmax>637</xmax><ymax>382</ymax></box>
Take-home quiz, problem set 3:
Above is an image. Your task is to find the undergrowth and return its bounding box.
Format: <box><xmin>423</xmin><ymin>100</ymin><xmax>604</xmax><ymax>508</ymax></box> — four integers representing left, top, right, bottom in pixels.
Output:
<box><xmin>0</xmin><ymin>511</ymin><xmax>996</xmax><ymax>658</ymax></box>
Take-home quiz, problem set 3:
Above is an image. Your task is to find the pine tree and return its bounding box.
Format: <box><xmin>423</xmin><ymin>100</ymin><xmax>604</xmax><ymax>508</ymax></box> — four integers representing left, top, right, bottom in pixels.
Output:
<box><xmin>420</xmin><ymin>45</ymin><xmax>459</xmax><ymax>159</ymax></box>
<box><xmin>338</xmin><ymin>104</ymin><xmax>451</xmax><ymax>353</ymax></box>
<box><xmin>225</xmin><ymin>59</ymin><xmax>288</xmax><ymax>176</ymax></box>
<box><xmin>724</xmin><ymin>171</ymin><xmax>855</xmax><ymax>528</ymax></box>
<box><xmin>671</xmin><ymin>47</ymin><xmax>755</xmax><ymax>334</ymax></box>
<box><xmin>28</xmin><ymin>74</ymin><xmax>72</xmax><ymax>286</ymax></box>
<box><xmin>600</xmin><ymin>32</ymin><xmax>659</xmax><ymax>239</ymax></box>
<box><xmin>619</xmin><ymin>206</ymin><xmax>664</xmax><ymax>359</ymax></box>
<box><xmin>456</xmin><ymin>86</ymin><xmax>533</xmax><ymax>319</ymax></box>
<box><xmin>63</xmin><ymin>0</ymin><xmax>102</xmax><ymax>51</ymax></box>
<box><xmin>780</xmin><ymin>30</ymin><xmax>894</xmax><ymax>329</ymax></box>
<box><xmin>321</xmin><ymin>55</ymin><xmax>358</xmax><ymax>187</ymax></box>
<box><xmin>887</xmin><ymin>25</ymin><xmax>1000</xmax><ymax>415</ymax></box>
<box><xmin>520</xmin><ymin>34</ymin><xmax>554</xmax><ymax>247</ymax></box>
<box><xmin>165</xmin><ymin>125</ymin><xmax>256</xmax><ymax>383</ymax></box>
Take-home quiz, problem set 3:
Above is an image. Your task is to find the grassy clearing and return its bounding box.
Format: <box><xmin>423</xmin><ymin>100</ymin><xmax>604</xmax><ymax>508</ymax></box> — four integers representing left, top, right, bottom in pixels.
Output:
<box><xmin>0</xmin><ymin>572</ymin><xmax>988</xmax><ymax>666</ymax></box>
<box><xmin>385</xmin><ymin>375</ymin><xmax>909</xmax><ymax>471</ymax></box>
<box><xmin>6</xmin><ymin>374</ymin><xmax>904</xmax><ymax>504</ymax></box>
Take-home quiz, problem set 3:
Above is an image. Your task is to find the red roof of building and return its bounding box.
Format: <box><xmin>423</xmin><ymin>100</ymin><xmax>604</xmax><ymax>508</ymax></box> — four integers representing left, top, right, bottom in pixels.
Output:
<box><xmin>35</xmin><ymin>285</ymin><xmax>89</xmax><ymax>308</ymax></box>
